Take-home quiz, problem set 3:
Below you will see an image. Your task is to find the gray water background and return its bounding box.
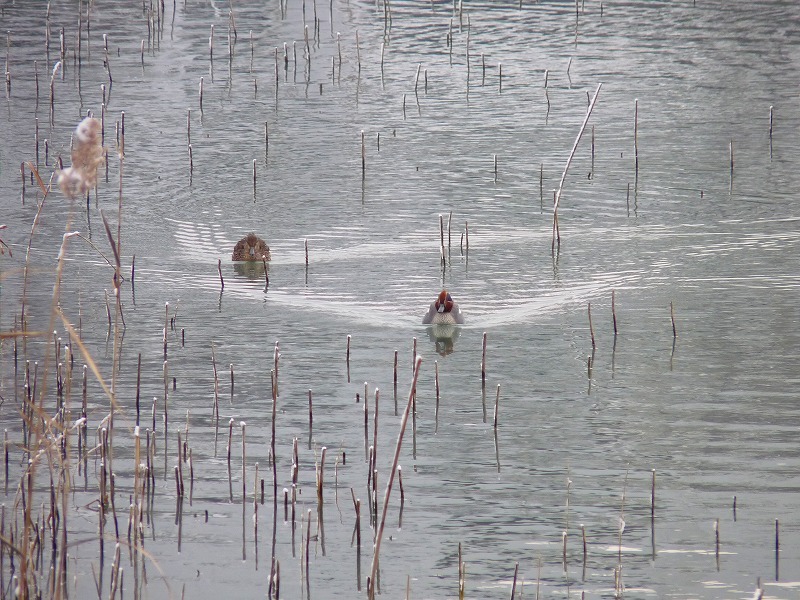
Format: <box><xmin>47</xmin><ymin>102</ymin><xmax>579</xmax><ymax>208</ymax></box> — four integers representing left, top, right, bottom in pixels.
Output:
<box><xmin>1</xmin><ymin>0</ymin><xmax>800</xmax><ymax>597</ymax></box>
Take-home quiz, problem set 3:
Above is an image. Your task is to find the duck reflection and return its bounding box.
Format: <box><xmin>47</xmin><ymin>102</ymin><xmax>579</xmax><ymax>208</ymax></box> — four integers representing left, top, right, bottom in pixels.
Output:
<box><xmin>426</xmin><ymin>323</ymin><xmax>461</xmax><ymax>356</ymax></box>
<box><xmin>233</xmin><ymin>260</ymin><xmax>268</xmax><ymax>279</ymax></box>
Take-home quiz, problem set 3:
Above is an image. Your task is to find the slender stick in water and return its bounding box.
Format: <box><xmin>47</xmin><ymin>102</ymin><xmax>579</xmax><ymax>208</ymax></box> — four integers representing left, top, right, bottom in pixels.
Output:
<box><xmin>356</xmin><ymin>30</ymin><xmax>361</xmax><ymax>73</ymax></box>
<box><xmin>651</xmin><ymin>469</ymin><xmax>656</xmax><ymax>520</ymax></box>
<box><xmin>492</xmin><ymin>384</ymin><xmax>500</xmax><ymax>430</ymax></box>
<box><xmin>361</xmin><ymin>130</ymin><xmax>366</xmax><ymax>179</ymax></box>
<box><xmin>552</xmin><ymin>83</ymin><xmax>603</xmax><ymax>250</ymax></box>
<box><xmin>634</xmin><ymin>98</ymin><xmax>639</xmax><ymax>177</ymax></box>
<box><xmin>510</xmin><ymin>562</ymin><xmax>519</xmax><ymax>598</ymax></box>
<box><xmin>612</xmin><ymin>289</ymin><xmax>618</xmax><ymax>336</ymax></box>
<box><xmin>588</xmin><ymin>303</ymin><xmax>596</xmax><ymax>349</ymax></box>
<box><xmin>439</xmin><ymin>214</ymin><xmax>445</xmax><ymax>263</ymax></box>
<box><xmin>670</xmin><ymin>301</ymin><xmax>677</xmax><ymax>338</ymax></box>
<box><xmin>480</xmin><ymin>332</ymin><xmax>487</xmax><ymax>387</ymax></box>
<box><xmin>217</xmin><ymin>259</ymin><xmax>224</xmax><ymax>290</ymax></box>
<box><xmin>769</xmin><ymin>105</ymin><xmax>773</xmax><ymax>158</ymax></box>
<box><xmin>380</xmin><ymin>42</ymin><xmax>385</xmax><ymax>85</ymax></box>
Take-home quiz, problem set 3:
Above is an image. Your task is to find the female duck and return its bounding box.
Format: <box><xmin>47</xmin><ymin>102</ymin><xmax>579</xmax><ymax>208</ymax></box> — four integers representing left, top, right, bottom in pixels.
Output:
<box><xmin>232</xmin><ymin>233</ymin><xmax>271</xmax><ymax>261</ymax></box>
<box><xmin>422</xmin><ymin>290</ymin><xmax>465</xmax><ymax>325</ymax></box>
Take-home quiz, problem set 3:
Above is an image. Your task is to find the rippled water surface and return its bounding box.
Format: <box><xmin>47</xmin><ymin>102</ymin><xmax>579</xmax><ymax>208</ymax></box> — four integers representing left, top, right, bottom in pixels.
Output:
<box><xmin>2</xmin><ymin>0</ymin><xmax>800</xmax><ymax>598</ymax></box>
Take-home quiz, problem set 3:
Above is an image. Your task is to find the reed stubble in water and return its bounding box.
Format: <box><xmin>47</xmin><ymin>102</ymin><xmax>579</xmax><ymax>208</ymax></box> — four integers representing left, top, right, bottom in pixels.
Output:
<box><xmin>367</xmin><ymin>356</ymin><xmax>423</xmax><ymax>600</ymax></box>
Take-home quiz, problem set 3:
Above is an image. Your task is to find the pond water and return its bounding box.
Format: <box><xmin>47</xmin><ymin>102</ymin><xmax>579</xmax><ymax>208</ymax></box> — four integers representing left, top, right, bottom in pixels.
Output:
<box><xmin>2</xmin><ymin>0</ymin><xmax>800</xmax><ymax>598</ymax></box>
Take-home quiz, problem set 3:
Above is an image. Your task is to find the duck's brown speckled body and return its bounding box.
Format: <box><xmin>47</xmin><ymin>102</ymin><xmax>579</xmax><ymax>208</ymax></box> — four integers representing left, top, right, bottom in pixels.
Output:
<box><xmin>232</xmin><ymin>233</ymin><xmax>271</xmax><ymax>261</ymax></box>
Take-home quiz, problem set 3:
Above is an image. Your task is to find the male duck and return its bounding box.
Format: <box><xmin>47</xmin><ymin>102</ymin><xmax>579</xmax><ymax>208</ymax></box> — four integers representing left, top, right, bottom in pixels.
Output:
<box><xmin>422</xmin><ymin>289</ymin><xmax>465</xmax><ymax>325</ymax></box>
<box><xmin>232</xmin><ymin>233</ymin><xmax>271</xmax><ymax>261</ymax></box>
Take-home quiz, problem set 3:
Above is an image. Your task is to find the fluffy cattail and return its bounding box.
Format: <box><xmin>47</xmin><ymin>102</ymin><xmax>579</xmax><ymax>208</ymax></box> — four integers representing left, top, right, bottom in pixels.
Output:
<box><xmin>58</xmin><ymin>117</ymin><xmax>104</xmax><ymax>198</ymax></box>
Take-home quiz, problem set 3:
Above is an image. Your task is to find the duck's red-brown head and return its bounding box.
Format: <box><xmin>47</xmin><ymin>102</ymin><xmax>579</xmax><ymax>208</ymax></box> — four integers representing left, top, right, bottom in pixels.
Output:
<box><xmin>435</xmin><ymin>289</ymin><xmax>455</xmax><ymax>313</ymax></box>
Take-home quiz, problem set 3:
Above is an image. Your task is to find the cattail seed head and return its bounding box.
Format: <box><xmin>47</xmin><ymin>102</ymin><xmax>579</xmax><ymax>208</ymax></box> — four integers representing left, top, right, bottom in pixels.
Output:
<box><xmin>58</xmin><ymin>117</ymin><xmax>104</xmax><ymax>198</ymax></box>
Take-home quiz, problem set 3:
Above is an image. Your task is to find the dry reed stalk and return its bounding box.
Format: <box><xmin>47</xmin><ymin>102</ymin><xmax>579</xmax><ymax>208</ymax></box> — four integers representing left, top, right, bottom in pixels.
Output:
<box><xmin>439</xmin><ymin>214</ymin><xmax>445</xmax><ymax>262</ymax></box>
<box><xmin>211</xmin><ymin>343</ymin><xmax>220</xmax><ymax>455</ymax></box>
<box><xmin>769</xmin><ymin>105</ymin><xmax>773</xmax><ymax>158</ymax></box>
<box><xmin>372</xmin><ymin>387</ymin><xmax>379</xmax><ymax>473</ymax></box>
<box><xmin>551</xmin><ymin>82</ymin><xmax>602</xmax><ymax>249</ymax></box>
<box><xmin>510</xmin><ymin>561</ymin><xmax>519</xmax><ymax>598</ymax></box>
<box><xmin>582</xmin><ymin>524</ymin><xmax>587</xmax><ymax>561</ymax></box>
<box><xmin>650</xmin><ymin>469</ymin><xmax>656</xmax><ymax>520</ymax></box>
<box><xmin>308</xmin><ymin>389</ymin><xmax>313</xmax><ymax>439</ymax></box>
<box><xmin>634</xmin><ymin>98</ymin><xmax>639</xmax><ymax>177</ymax></box>
<box><xmin>367</xmin><ymin>356</ymin><xmax>423</xmax><ymax>599</ymax></box>
<box><xmin>458</xmin><ymin>542</ymin><xmax>465</xmax><ymax>598</ymax></box>
<box><xmin>271</xmin><ymin>367</ymin><xmax>278</xmax><ymax>503</ymax></box>
<box><xmin>612</xmin><ymin>290</ymin><xmax>618</xmax><ymax>336</ymax></box>
<box><xmin>775</xmin><ymin>519</ymin><xmax>780</xmax><ymax>569</ymax></box>
<box><xmin>305</xmin><ymin>509</ymin><xmax>312</xmax><ymax>590</ymax></box>
<box><xmin>493</xmin><ymin>384</ymin><xmax>500</xmax><ymax>430</ymax></box>
<box><xmin>361</xmin><ymin>131</ymin><xmax>366</xmax><ymax>179</ymax></box>
<box><xmin>434</xmin><ymin>361</ymin><xmax>440</xmax><ymax>431</ymax></box>
<box><xmin>480</xmin><ymin>332</ymin><xmax>487</xmax><ymax>386</ymax></box>
<box><xmin>670</xmin><ymin>301</ymin><xmax>677</xmax><ymax>338</ymax></box>
<box><xmin>317</xmin><ymin>446</ymin><xmax>327</xmax><ymax>508</ymax></box>
<box><xmin>241</xmin><ymin>422</ymin><xmax>247</xmax><ymax>505</ymax></box>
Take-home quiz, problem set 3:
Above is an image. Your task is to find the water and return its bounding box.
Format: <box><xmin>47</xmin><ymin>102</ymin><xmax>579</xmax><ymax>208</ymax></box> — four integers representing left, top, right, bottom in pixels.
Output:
<box><xmin>2</xmin><ymin>0</ymin><xmax>800</xmax><ymax>598</ymax></box>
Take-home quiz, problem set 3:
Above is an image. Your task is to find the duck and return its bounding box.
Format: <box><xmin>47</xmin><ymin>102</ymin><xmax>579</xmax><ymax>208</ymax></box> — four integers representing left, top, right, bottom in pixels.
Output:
<box><xmin>422</xmin><ymin>289</ymin><xmax>465</xmax><ymax>325</ymax></box>
<box><xmin>232</xmin><ymin>233</ymin><xmax>271</xmax><ymax>261</ymax></box>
